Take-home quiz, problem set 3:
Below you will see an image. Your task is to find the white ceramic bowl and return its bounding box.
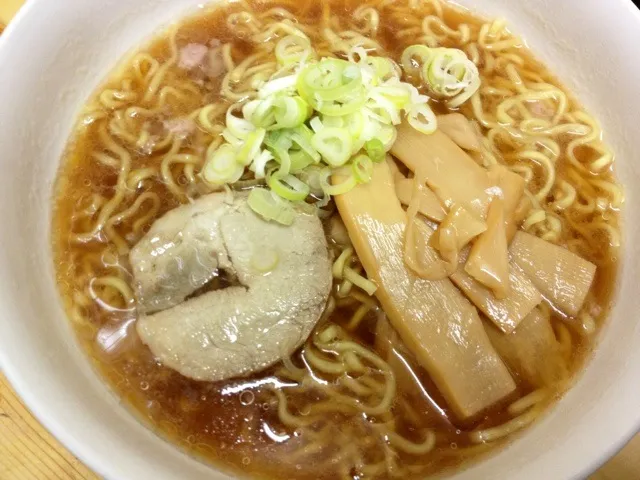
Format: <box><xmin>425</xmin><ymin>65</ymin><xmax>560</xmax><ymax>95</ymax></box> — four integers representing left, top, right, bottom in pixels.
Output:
<box><xmin>0</xmin><ymin>0</ymin><xmax>639</xmax><ymax>478</ymax></box>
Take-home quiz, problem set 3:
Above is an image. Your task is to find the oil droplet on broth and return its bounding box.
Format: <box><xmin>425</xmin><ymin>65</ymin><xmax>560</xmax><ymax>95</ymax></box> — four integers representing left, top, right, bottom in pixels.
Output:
<box><xmin>239</xmin><ymin>390</ymin><xmax>255</xmax><ymax>406</ymax></box>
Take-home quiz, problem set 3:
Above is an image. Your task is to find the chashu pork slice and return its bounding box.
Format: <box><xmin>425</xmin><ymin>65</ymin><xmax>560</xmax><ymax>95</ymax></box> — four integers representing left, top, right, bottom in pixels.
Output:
<box><xmin>131</xmin><ymin>193</ymin><xmax>332</xmax><ymax>382</ymax></box>
<box><xmin>129</xmin><ymin>194</ymin><xmax>233</xmax><ymax>314</ymax></box>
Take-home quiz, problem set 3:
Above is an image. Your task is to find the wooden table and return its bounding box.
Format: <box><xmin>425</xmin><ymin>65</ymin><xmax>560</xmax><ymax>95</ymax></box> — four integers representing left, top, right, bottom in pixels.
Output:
<box><xmin>0</xmin><ymin>373</ymin><xmax>96</xmax><ymax>479</ymax></box>
<box><xmin>0</xmin><ymin>371</ymin><xmax>637</xmax><ymax>479</ymax></box>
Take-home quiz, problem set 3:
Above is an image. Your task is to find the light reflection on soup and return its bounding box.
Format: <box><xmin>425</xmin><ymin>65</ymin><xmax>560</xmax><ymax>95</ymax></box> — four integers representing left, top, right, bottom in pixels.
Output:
<box><xmin>52</xmin><ymin>0</ymin><xmax>622</xmax><ymax>478</ymax></box>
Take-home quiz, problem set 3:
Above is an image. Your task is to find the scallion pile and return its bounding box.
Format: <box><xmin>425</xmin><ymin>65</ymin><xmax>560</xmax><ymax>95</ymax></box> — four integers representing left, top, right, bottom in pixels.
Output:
<box><xmin>201</xmin><ymin>34</ymin><xmax>480</xmax><ymax>225</ymax></box>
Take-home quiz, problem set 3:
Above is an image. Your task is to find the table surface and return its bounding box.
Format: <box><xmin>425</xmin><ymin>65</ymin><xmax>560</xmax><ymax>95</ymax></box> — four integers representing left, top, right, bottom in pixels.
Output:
<box><xmin>1</xmin><ymin>370</ymin><xmax>638</xmax><ymax>478</ymax></box>
<box><xmin>0</xmin><ymin>1</ymin><xmax>639</xmax><ymax>479</ymax></box>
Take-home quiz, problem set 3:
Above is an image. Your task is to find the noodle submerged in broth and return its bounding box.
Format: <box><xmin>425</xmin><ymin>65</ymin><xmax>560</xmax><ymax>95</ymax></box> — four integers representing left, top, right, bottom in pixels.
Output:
<box><xmin>52</xmin><ymin>0</ymin><xmax>622</xmax><ymax>478</ymax></box>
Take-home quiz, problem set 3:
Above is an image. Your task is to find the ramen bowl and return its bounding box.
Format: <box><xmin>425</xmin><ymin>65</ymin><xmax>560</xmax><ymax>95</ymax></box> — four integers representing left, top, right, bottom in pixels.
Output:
<box><xmin>0</xmin><ymin>0</ymin><xmax>639</xmax><ymax>478</ymax></box>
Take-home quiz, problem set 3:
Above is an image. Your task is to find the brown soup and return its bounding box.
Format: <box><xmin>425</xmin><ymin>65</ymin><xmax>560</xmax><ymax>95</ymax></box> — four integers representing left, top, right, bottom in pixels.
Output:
<box><xmin>52</xmin><ymin>0</ymin><xmax>621</xmax><ymax>478</ymax></box>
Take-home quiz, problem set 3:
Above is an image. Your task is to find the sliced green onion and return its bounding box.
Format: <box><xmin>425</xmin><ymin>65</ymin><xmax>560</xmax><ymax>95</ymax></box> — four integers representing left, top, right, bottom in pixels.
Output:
<box><xmin>363</xmin><ymin>104</ymin><xmax>392</xmax><ymax>125</ymax></box>
<box><xmin>319</xmin><ymin>167</ymin><xmax>358</xmax><ymax>196</ymax></box>
<box><xmin>237</xmin><ymin>128</ymin><xmax>266</xmax><ymax>166</ymax></box>
<box><xmin>448</xmin><ymin>75</ymin><xmax>481</xmax><ymax>108</ymax></box>
<box><xmin>364</xmin><ymin>138</ymin><xmax>385</xmax><ymax>163</ymax></box>
<box><xmin>311</xmin><ymin>127</ymin><xmax>354</xmax><ymax>167</ymax></box>
<box><xmin>201</xmin><ymin>41</ymin><xmax>457</xmax><ymax>214</ymax></box>
<box><xmin>202</xmin><ymin>144</ymin><xmax>244</xmax><ymax>185</ymax></box>
<box><xmin>425</xmin><ymin>49</ymin><xmax>469</xmax><ymax>96</ymax></box>
<box><xmin>352</xmin><ymin>154</ymin><xmax>373</xmax><ymax>183</ymax></box>
<box><xmin>401</xmin><ymin>45</ymin><xmax>436</xmax><ymax>78</ymax></box>
<box><xmin>309</xmin><ymin>116</ymin><xmax>324</xmax><ymax>133</ymax></box>
<box><xmin>317</xmin><ymin>92</ymin><xmax>366</xmax><ymax>117</ymax></box>
<box><xmin>226</xmin><ymin>105</ymin><xmax>255</xmax><ymax>139</ymax></box>
<box><xmin>297</xmin><ymin>58</ymin><xmax>363</xmax><ymax>102</ymax></box>
<box><xmin>401</xmin><ymin>44</ymin><xmax>480</xmax><ymax>108</ymax></box>
<box><xmin>275</xmin><ymin>35</ymin><xmax>314</xmax><ymax>67</ymax></box>
<box><xmin>296</xmin><ymin>165</ymin><xmax>325</xmax><ymax>197</ymax></box>
<box><xmin>264</xmin><ymin>129</ymin><xmax>295</xmax><ymax>175</ymax></box>
<box><xmin>273</xmin><ymin>96</ymin><xmax>310</xmax><ymax>129</ymax></box>
<box><xmin>243</xmin><ymin>100</ymin><xmax>261</xmax><ymax>121</ymax></box>
<box><xmin>270</xmin><ymin>146</ymin><xmax>292</xmax><ymax>176</ymax></box>
<box><xmin>291</xmin><ymin>125</ymin><xmax>321</xmax><ymax>163</ymax></box>
<box><xmin>366</xmin><ymin>94</ymin><xmax>401</xmax><ymax>124</ymax></box>
<box><xmin>289</xmin><ymin>149</ymin><xmax>315</xmax><ymax>172</ymax></box>
<box><xmin>250</xmin><ymin>149</ymin><xmax>274</xmax><ymax>179</ymax></box>
<box><xmin>377</xmin><ymin>123</ymin><xmax>398</xmax><ymax>149</ymax></box>
<box><xmin>404</xmin><ymin>83</ymin><xmax>430</xmax><ymax>110</ymax></box>
<box><xmin>221</xmin><ymin>128</ymin><xmax>243</xmax><ymax>146</ymax></box>
<box><xmin>360</xmin><ymin>112</ymin><xmax>383</xmax><ymax>142</ymax></box>
<box><xmin>365</xmin><ymin>57</ymin><xmax>399</xmax><ymax>82</ymax></box>
<box><xmin>264</xmin><ymin>128</ymin><xmax>294</xmax><ymax>151</ymax></box>
<box><xmin>373</xmin><ymin>85</ymin><xmax>411</xmax><ymax>109</ymax></box>
<box><xmin>322</xmin><ymin>115</ymin><xmax>345</xmax><ymax>128</ymax></box>
<box><xmin>267</xmin><ymin>171</ymin><xmax>311</xmax><ymax>201</ymax></box>
<box><xmin>408</xmin><ymin>104</ymin><xmax>438</xmax><ymax>135</ymax></box>
<box><xmin>247</xmin><ymin>187</ymin><xmax>296</xmax><ymax>225</ymax></box>
<box><xmin>249</xmin><ymin>96</ymin><xmax>278</xmax><ymax>128</ymax></box>
<box><xmin>343</xmin><ymin>111</ymin><xmax>365</xmax><ymax>140</ymax></box>
<box><xmin>258</xmin><ymin>74</ymin><xmax>299</xmax><ymax>98</ymax></box>
<box><xmin>347</xmin><ymin>46</ymin><xmax>369</xmax><ymax>65</ymax></box>
<box><xmin>297</xmin><ymin>58</ymin><xmax>367</xmax><ymax>116</ymax></box>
